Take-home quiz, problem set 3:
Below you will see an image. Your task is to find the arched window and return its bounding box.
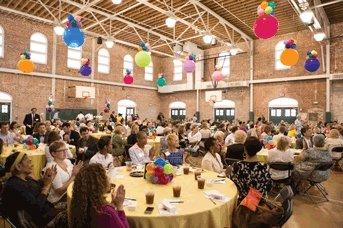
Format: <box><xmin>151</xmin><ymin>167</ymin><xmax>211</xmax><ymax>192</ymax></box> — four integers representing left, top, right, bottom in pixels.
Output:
<box><xmin>269</xmin><ymin>97</ymin><xmax>298</xmax><ymax>123</ymax></box>
<box><xmin>30</xmin><ymin>32</ymin><xmax>48</xmax><ymax>64</ymax></box>
<box><xmin>0</xmin><ymin>26</ymin><xmax>4</xmax><ymax>58</ymax></box>
<box><xmin>0</xmin><ymin>91</ymin><xmax>13</xmax><ymax>122</ymax></box>
<box><xmin>217</xmin><ymin>52</ymin><xmax>230</xmax><ymax>76</ymax></box>
<box><xmin>169</xmin><ymin>101</ymin><xmax>186</xmax><ymax>120</ymax></box>
<box><xmin>123</xmin><ymin>54</ymin><xmax>133</xmax><ymax>75</ymax></box>
<box><xmin>173</xmin><ymin>59</ymin><xmax>182</xmax><ymax>81</ymax></box>
<box><xmin>213</xmin><ymin>99</ymin><xmax>235</xmax><ymax>121</ymax></box>
<box><xmin>144</xmin><ymin>61</ymin><xmax>153</xmax><ymax>81</ymax></box>
<box><xmin>275</xmin><ymin>41</ymin><xmax>290</xmax><ymax>70</ymax></box>
<box><xmin>117</xmin><ymin>99</ymin><xmax>136</xmax><ymax>117</ymax></box>
<box><xmin>67</xmin><ymin>46</ymin><xmax>82</xmax><ymax>69</ymax></box>
<box><xmin>98</xmin><ymin>48</ymin><xmax>110</xmax><ymax>74</ymax></box>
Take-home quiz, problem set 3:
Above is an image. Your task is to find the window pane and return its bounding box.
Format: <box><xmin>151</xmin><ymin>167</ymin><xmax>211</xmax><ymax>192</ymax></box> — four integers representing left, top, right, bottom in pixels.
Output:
<box><xmin>291</xmin><ymin>109</ymin><xmax>297</xmax><ymax>117</ymax></box>
<box><xmin>68</xmin><ymin>49</ymin><xmax>81</xmax><ymax>59</ymax></box>
<box><xmin>31</xmin><ymin>33</ymin><xmax>47</xmax><ymax>43</ymax></box>
<box><xmin>285</xmin><ymin>109</ymin><xmax>291</xmax><ymax>117</ymax></box>
<box><xmin>226</xmin><ymin>110</ymin><xmax>230</xmax><ymax>116</ymax></box>
<box><xmin>219</xmin><ymin>110</ymin><xmax>223</xmax><ymax>115</ymax></box>
<box><xmin>271</xmin><ymin>109</ymin><xmax>276</xmax><ymax>117</ymax></box>
<box><xmin>98</xmin><ymin>56</ymin><xmax>109</xmax><ymax>64</ymax></box>
<box><xmin>216</xmin><ymin>109</ymin><xmax>219</xmax><ymax>115</ymax></box>
<box><xmin>31</xmin><ymin>53</ymin><xmax>47</xmax><ymax>64</ymax></box>
<box><xmin>231</xmin><ymin>109</ymin><xmax>235</xmax><ymax>116</ymax></box>
<box><xmin>0</xmin><ymin>37</ymin><xmax>3</xmax><ymax>45</ymax></box>
<box><xmin>98</xmin><ymin>64</ymin><xmax>109</xmax><ymax>74</ymax></box>
<box><xmin>30</xmin><ymin>42</ymin><xmax>47</xmax><ymax>53</ymax></box>
<box><xmin>276</xmin><ymin>109</ymin><xmax>282</xmax><ymax>117</ymax></box>
<box><xmin>68</xmin><ymin>59</ymin><xmax>81</xmax><ymax>69</ymax></box>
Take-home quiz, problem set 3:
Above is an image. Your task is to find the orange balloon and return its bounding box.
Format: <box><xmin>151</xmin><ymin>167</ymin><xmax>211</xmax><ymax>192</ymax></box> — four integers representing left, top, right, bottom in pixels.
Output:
<box><xmin>280</xmin><ymin>49</ymin><xmax>299</xmax><ymax>66</ymax></box>
<box><xmin>260</xmin><ymin>1</ymin><xmax>268</xmax><ymax>10</ymax></box>
<box><xmin>17</xmin><ymin>59</ymin><xmax>35</xmax><ymax>73</ymax></box>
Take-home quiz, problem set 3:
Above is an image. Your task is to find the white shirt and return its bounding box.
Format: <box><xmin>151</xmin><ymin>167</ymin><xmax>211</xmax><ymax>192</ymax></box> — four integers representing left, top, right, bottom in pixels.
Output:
<box><xmin>201</xmin><ymin>152</ymin><xmax>223</xmax><ymax>173</ymax></box>
<box><xmin>272</xmin><ymin>133</ymin><xmax>290</xmax><ymax>145</ymax></box>
<box><xmin>45</xmin><ymin>143</ymin><xmax>74</xmax><ymax>163</ymax></box>
<box><xmin>76</xmin><ymin>113</ymin><xmax>85</xmax><ymax>121</ymax></box>
<box><xmin>267</xmin><ymin>148</ymin><xmax>294</xmax><ymax>180</ymax></box>
<box><xmin>199</xmin><ymin>129</ymin><xmax>211</xmax><ymax>139</ymax></box>
<box><xmin>46</xmin><ymin>159</ymin><xmax>73</xmax><ymax>203</ymax></box>
<box><xmin>89</xmin><ymin>152</ymin><xmax>114</xmax><ymax>169</ymax></box>
<box><xmin>129</xmin><ymin>143</ymin><xmax>151</xmax><ymax>165</ymax></box>
<box><xmin>225</xmin><ymin>133</ymin><xmax>235</xmax><ymax>146</ymax></box>
<box><xmin>156</xmin><ymin>126</ymin><xmax>165</xmax><ymax>136</ymax></box>
<box><xmin>188</xmin><ymin>131</ymin><xmax>202</xmax><ymax>144</ymax></box>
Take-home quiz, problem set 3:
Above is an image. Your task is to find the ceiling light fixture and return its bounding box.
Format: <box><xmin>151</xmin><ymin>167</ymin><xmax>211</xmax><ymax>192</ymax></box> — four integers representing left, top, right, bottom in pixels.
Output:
<box><xmin>53</xmin><ymin>25</ymin><xmax>64</xmax><ymax>36</ymax></box>
<box><xmin>314</xmin><ymin>32</ymin><xmax>326</xmax><ymax>41</ymax></box>
<box><xmin>105</xmin><ymin>38</ymin><xmax>115</xmax><ymax>48</ymax></box>
<box><xmin>300</xmin><ymin>10</ymin><xmax>314</xmax><ymax>24</ymax></box>
<box><xmin>203</xmin><ymin>34</ymin><xmax>215</xmax><ymax>45</ymax></box>
<box><xmin>112</xmin><ymin>0</ymin><xmax>122</xmax><ymax>4</ymax></box>
<box><xmin>230</xmin><ymin>47</ymin><xmax>239</xmax><ymax>56</ymax></box>
<box><xmin>165</xmin><ymin>17</ymin><xmax>177</xmax><ymax>28</ymax></box>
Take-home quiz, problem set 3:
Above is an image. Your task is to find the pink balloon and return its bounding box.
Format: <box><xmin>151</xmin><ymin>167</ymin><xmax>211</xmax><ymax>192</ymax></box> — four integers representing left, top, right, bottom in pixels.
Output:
<box><xmin>213</xmin><ymin>71</ymin><xmax>223</xmax><ymax>81</ymax></box>
<box><xmin>123</xmin><ymin>75</ymin><xmax>133</xmax><ymax>84</ymax></box>
<box><xmin>257</xmin><ymin>5</ymin><xmax>265</xmax><ymax>16</ymax></box>
<box><xmin>183</xmin><ymin>59</ymin><xmax>195</xmax><ymax>73</ymax></box>
<box><xmin>253</xmin><ymin>14</ymin><xmax>279</xmax><ymax>39</ymax></box>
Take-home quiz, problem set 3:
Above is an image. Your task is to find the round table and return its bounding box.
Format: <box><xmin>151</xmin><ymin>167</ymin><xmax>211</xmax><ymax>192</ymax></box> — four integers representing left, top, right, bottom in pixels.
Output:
<box><xmin>67</xmin><ymin>167</ymin><xmax>238</xmax><ymax>228</ymax></box>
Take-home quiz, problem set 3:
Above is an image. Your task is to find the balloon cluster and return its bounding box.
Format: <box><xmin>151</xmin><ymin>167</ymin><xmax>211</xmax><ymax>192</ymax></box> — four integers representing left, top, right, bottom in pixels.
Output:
<box><xmin>280</xmin><ymin>39</ymin><xmax>299</xmax><ymax>66</ymax></box>
<box><xmin>46</xmin><ymin>95</ymin><xmax>54</xmax><ymax>113</ymax></box>
<box><xmin>254</xmin><ymin>1</ymin><xmax>279</xmax><ymax>39</ymax></box>
<box><xmin>156</xmin><ymin>73</ymin><xmax>167</xmax><ymax>87</ymax></box>
<box><xmin>104</xmin><ymin>99</ymin><xmax>111</xmax><ymax>113</ymax></box>
<box><xmin>80</xmin><ymin>58</ymin><xmax>92</xmax><ymax>76</ymax></box>
<box><xmin>23</xmin><ymin>135</ymin><xmax>39</xmax><ymax>150</ymax></box>
<box><xmin>257</xmin><ymin>1</ymin><xmax>276</xmax><ymax>16</ymax></box>
<box><xmin>145</xmin><ymin>158</ymin><xmax>174</xmax><ymax>185</ymax></box>
<box><xmin>305</xmin><ymin>50</ymin><xmax>320</xmax><ymax>72</ymax></box>
<box><xmin>63</xmin><ymin>14</ymin><xmax>85</xmax><ymax>48</ymax></box>
<box><xmin>17</xmin><ymin>50</ymin><xmax>35</xmax><ymax>73</ymax></box>
<box><xmin>183</xmin><ymin>54</ymin><xmax>196</xmax><ymax>73</ymax></box>
<box><xmin>135</xmin><ymin>42</ymin><xmax>151</xmax><ymax>68</ymax></box>
<box><xmin>123</xmin><ymin>69</ymin><xmax>134</xmax><ymax>84</ymax></box>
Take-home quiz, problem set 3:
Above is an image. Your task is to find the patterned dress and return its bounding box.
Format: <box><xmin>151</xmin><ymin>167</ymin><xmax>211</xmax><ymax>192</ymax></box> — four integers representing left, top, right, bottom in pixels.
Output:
<box><xmin>230</xmin><ymin>161</ymin><xmax>273</xmax><ymax>202</ymax></box>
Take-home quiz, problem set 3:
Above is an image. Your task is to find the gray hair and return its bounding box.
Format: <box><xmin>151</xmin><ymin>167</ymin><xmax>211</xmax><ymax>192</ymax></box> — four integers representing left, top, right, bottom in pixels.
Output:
<box><xmin>313</xmin><ymin>134</ymin><xmax>325</xmax><ymax>147</ymax></box>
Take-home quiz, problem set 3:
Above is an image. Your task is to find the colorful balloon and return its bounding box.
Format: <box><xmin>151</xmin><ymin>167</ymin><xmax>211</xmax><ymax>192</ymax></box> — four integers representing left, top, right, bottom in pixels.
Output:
<box><xmin>253</xmin><ymin>14</ymin><xmax>279</xmax><ymax>39</ymax></box>
<box><xmin>280</xmin><ymin>49</ymin><xmax>299</xmax><ymax>66</ymax></box>
<box><xmin>123</xmin><ymin>74</ymin><xmax>134</xmax><ymax>84</ymax></box>
<box><xmin>183</xmin><ymin>59</ymin><xmax>195</xmax><ymax>73</ymax></box>
<box><xmin>212</xmin><ymin>70</ymin><xmax>223</xmax><ymax>81</ymax></box>
<box><xmin>63</xmin><ymin>27</ymin><xmax>85</xmax><ymax>48</ymax></box>
<box><xmin>260</xmin><ymin>1</ymin><xmax>268</xmax><ymax>9</ymax></box>
<box><xmin>17</xmin><ymin>59</ymin><xmax>35</xmax><ymax>73</ymax></box>
<box><xmin>135</xmin><ymin>50</ymin><xmax>151</xmax><ymax>68</ymax></box>
<box><xmin>156</xmin><ymin>76</ymin><xmax>167</xmax><ymax>87</ymax></box>
<box><xmin>163</xmin><ymin>163</ymin><xmax>174</xmax><ymax>175</ymax></box>
<box><xmin>257</xmin><ymin>5</ymin><xmax>265</xmax><ymax>16</ymax></box>
<box><xmin>264</xmin><ymin>6</ymin><xmax>273</xmax><ymax>14</ymax></box>
<box><xmin>304</xmin><ymin>58</ymin><xmax>320</xmax><ymax>72</ymax></box>
<box><xmin>154</xmin><ymin>157</ymin><xmax>166</xmax><ymax>167</ymax></box>
<box><xmin>80</xmin><ymin>64</ymin><xmax>92</xmax><ymax>76</ymax></box>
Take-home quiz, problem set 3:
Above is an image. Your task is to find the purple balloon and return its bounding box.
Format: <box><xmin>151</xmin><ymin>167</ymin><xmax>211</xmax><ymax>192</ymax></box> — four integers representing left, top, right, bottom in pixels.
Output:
<box><xmin>304</xmin><ymin>58</ymin><xmax>320</xmax><ymax>72</ymax></box>
<box><xmin>80</xmin><ymin>64</ymin><xmax>92</xmax><ymax>76</ymax></box>
<box><xmin>183</xmin><ymin>59</ymin><xmax>195</xmax><ymax>73</ymax></box>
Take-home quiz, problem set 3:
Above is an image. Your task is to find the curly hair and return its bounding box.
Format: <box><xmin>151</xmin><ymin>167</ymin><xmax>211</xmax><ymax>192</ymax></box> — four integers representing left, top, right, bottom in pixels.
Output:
<box><xmin>69</xmin><ymin>164</ymin><xmax>110</xmax><ymax>228</ymax></box>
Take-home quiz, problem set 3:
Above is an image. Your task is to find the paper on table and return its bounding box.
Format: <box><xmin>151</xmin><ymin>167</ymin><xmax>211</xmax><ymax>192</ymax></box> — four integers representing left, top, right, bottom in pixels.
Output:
<box><xmin>204</xmin><ymin>190</ymin><xmax>230</xmax><ymax>202</ymax></box>
<box><xmin>123</xmin><ymin>199</ymin><xmax>137</xmax><ymax>211</ymax></box>
<box><xmin>158</xmin><ymin>199</ymin><xmax>177</xmax><ymax>215</ymax></box>
<box><xmin>209</xmin><ymin>178</ymin><xmax>226</xmax><ymax>184</ymax></box>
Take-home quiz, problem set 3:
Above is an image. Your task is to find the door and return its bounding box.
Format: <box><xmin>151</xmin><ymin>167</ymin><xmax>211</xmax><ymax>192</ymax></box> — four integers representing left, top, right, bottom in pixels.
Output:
<box><xmin>214</xmin><ymin>108</ymin><xmax>235</xmax><ymax>121</ymax></box>
<box><xmin>269</xmin><ymin>108</ymin><xmax>298</xmax><ymax>124</ymax></box>
<box><xmin>171</xmin><ymin>108</ymin><xmax>186</xmax><ymax>120</ymax></box>
<box><xmin>0</xmin><ymin>102</ymin><xmax>10</xmax><ymax>122</ymax></box>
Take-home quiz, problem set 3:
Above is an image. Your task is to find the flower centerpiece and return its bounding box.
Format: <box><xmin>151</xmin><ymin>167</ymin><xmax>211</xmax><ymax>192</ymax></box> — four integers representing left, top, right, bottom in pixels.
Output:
<box><xmin>23</xmin><ymin>135</ymin><xmax>39</xmax><ymax>150</ymax></box>
<box><xmin>145</xmin><ymin>157</ymin><xmax>174</xmax><ymax>185</ymax></box>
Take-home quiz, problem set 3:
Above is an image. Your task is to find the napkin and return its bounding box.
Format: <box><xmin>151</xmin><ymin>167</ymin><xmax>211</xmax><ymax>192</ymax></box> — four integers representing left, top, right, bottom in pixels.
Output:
<box><xmin>204</xmin><ymin>190</ymin><xmax>229</xmax><ymax>202</ymax></box>
<box><xmin>209</xmin><ymin>178</ymin><xmax>226</xmax><ymax>184</ymax></box>
<box><xmin>123</xmin><ymin>199</ymin><xmax>137</xmax><ymax>211</ymax></box>
<box><xmin>158</xmin><ymin>200</ymin><xmax>177</xmax><ymax>215</ymax></box>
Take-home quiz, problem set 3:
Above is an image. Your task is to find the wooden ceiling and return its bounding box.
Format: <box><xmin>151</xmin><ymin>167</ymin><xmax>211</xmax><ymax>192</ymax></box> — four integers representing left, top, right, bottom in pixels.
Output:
<box><xmin>0</xmin><ymin>0</ymin><xmax>342</xmax><ymax>56</ymax></box>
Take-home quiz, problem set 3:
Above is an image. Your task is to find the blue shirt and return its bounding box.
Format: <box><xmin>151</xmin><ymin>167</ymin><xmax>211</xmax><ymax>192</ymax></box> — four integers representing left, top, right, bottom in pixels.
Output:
<box><xmin>165</xmin><ymin>150</ymin><xmax>183</xmax><ymax>166</ymax></box>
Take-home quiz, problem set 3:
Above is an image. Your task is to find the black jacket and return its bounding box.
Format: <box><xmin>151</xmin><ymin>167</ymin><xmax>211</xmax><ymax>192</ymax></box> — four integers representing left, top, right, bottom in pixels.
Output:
<box><xmin>226</xmin><ymin>143</ymin><xmax>245</xmax><ymax>160</ymax></box>
<box><xmin>77</xmin><ymin>136</ymin><xmax>99</xmax><ymax>161</ymax></box>
<box><xmin>23</xmin><ymin>113</ymin><xmax>41</xmax><ymax>135</ymax></box>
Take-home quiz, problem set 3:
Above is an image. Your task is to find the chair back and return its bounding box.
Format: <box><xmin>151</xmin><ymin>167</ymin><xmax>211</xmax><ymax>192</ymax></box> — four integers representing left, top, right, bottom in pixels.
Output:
<box><xmin>331</xmin><ymin>146</ymin><xmax>343</xmax><ymax>153</ymax></box>
<box><xmin>269</xmin><ymin>162</ymin><xmax>294</xmax><ymax>171</ymax></box>
<box><xmin>224</xmin><ymin>158</ymin><xmax>240</xmax><ymax>167</ymax></box>
<box><xmin>315</xmin><ymin>162</ymin><xmax>334</xmax><ymax>171</ymax></box>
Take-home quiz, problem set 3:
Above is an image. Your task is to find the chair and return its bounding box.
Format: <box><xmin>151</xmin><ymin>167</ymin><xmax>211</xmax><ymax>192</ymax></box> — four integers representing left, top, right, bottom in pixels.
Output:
<box><xmin>269</xmin><ymin>162</ymin><xmax>294</xmax><ymax>188</ymax></box>
<box><xmin>303</xmin><ymin>162</ymin><xmax>334</xmax><ymax>203</ymax></box>
<box><xmin>224</xmin><ymin>158</ymin><xmax>240</xmax><ymax>167</ymax></box>
<box><xmin>331</xmin><ymin>146</ymin><xmax>343</xmax><ymax>171</ymax></box>
<box><xmin>274</xmin><ymin>186</ymin><xmax>294</xmax><ymax>227</ymax></box>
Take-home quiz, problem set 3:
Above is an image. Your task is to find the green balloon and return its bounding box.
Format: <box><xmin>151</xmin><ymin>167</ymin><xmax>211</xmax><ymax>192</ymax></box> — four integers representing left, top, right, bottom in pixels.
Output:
<box><xmin>163</xmin><ymin>163</ymin><xmax>174</xmax><ymax>175</ymax></box>
<box><xmin>156</xmin><ymin>76</ymin><xmax>167</xmax><ymax>87</ymax></box>
<box><xmin>135</xmin><ymin>51</ymin><xmax>151</xmax><ymax>68</ymax></box>
<box><xmin>268</xmin><ymin>1</ymin><xmax>276</xmax><ymax>9</ymax></box>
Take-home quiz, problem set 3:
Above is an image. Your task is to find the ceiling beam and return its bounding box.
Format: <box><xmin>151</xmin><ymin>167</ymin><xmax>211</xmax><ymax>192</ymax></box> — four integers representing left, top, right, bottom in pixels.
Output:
<box><xmin>62</xmin><ymin>0</ymin><xmax>102</xmax><ymax>23</ymax></box>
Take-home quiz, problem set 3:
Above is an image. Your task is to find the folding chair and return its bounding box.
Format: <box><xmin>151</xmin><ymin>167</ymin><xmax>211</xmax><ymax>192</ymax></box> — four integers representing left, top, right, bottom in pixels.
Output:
<box><xmin>331</xmin><ymin>146</ymin><xmax>343</xmax><ymax>171</ymax></box>
<box><xmin>269</xmin><ymin>162</ymin><xmax>294</xmax><ymax>188</ymax></box>
<box><xmin>303</xmin><ymin>162</ymin><xmax>334</xmax><ymax>203</ymax></box>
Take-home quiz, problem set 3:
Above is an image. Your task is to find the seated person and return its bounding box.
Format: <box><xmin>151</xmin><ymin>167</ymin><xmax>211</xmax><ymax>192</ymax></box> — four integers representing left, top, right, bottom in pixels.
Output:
<box><xmin>325</xmin><ymin>129</ymin><xmax>343</xmax><ymax>158</ymax></box>
<box><xmin>188</xmin><ymin>124</ymin><xmax>202</xmax><ymax>145</ymax></box>
<box><xmin>229</xmin><ymin>136</ymin><xmax>273</xmax><ymax>202</ymax></box>
<box><xmin>293</xmin><ymin>134</ymin><xmax>332</xmax><ymax>186</ymax></box>
<box><xmin>90</xmin><ymin>136</ymin><xmax>114</xmax><ymax>170</ymax></box>
<box><xmin>0</xmin><ymin>122</ymin><xmax>20</xmax><ymax>145</ymax></box>
<box><xmin>272</xmin><ymin>125</ymin><xmax>289</xmax><ymax>144</ymax></box>
<box><xmin>226</xmin><ymin>130</ymin><xmax>247</xmax><ymax>160</ymax></box>
<box><xmin>77</xmin><ymin>127</ymin><xmax>99</xmax><ymax>161</ymax></box>
<box><xmin>111</xmin><ymin>126</ymin><xmax>127</xmax><ymax>157</ymax></box>
<box><xmin>201</xmin><ymin>137</ymin><xmax>224</xmax><ymax>173</ymax></box>
<box><xmin>70</xmin><ymin>164</ymin><xmax>129</xmax><ymax>228</ymax></box>
<box><xmin>164</xmin><ymin>133</ymin><xmax>184</xmax><ymax>166</ymax></box>
<box><xmin>199</xmin><ymin>122</ymin><xmax>211</xmax><ymax>140</ymax></box>
<box><xmin>45</xmin><ymin>131</ymin><xmax>74</xmax><ymax>163</ymax></box>
<box><xmin>225</xmin><ymin>126</ymin><xmax>238</xmax><ymax>146</ymax></box>
<box><xmin>127</xmin><ymin>124</ymin><xmax>139</xmax><ymax>147</ymax></box>
<box><xmin>295</xmin><ymin>126</ymin><xmax>313</xmax><ymax>150</ymax></box>
<box><xmin>61</xmin><ymin>122</ymin><xmax>80</xmax><ymax>146</ymax></box>
<box><xmin>45</xmin><ymin>141</ymin><xmax>82</xmax><ymax>203</ymax></box>
<box><xmin>129</xmin><ymin>131</ymin><xmax>151</xmax><ymax>165</ymax></box>
<box><xmin>1</xmin><ymin>152</ymin><xmax>60</xmax><ymax>227</ymax></box>
<box><xmin>32</xmin><ymin>122</ymin><xmax>47</xmax><ymax>143</ymax></box>
<box><xmin>268</xmin><ymin>136</ymin><xmax>294</xmax><ymax>180</ymax></box>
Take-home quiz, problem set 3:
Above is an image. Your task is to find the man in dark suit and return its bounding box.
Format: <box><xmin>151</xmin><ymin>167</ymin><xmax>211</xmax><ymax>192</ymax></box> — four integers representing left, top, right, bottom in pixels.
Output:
<box><xmin>23</xmin><ymin>108</ymin><xmax>41</xmax><ymax>135</ymax></box>
<box><xmin>61</xmin><ymin>122</ymin><xmax>80</xmax><ymax>146</ymax></box>
<box><xmin>32</xmin><ymin>122</ymin><xmax>47</xmax><ymax>143</ymax></box>
<box><xmin>76</xmin><ymin>126</ymin><xmax>98</xmax><ymax>161</ymax></box>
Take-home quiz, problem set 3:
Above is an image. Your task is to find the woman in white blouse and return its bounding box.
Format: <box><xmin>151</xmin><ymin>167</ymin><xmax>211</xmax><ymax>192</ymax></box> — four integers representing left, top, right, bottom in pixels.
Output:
<box><xmin>45</xmin><ymin>131</ymin><xmax>74</xmax><ymax>163</ymax></box>
<box><xmin>45</xmin><ymin>140</ymin><xmax>82</xmax><ymax>203</ymax></box>
<box><xmin>201</xmin><ymin>137</ymin><xmax>224</xmax><ymax>173</ymax></box>
<box><xmin>199</xmin><ymin>122</ymin><xmax>211</xmax><ymax>139</ymax></box>
<box><xmin>325</xmin><ymin>129</ymin><xmax>343</xmax><ymax>158</ymax></box>
<box><xmin>268</xmin><ymin>136</ymin><xmax>294</xmax><ymax>180</ymax></box>
<box><xmin>188</xmin><ymin>124</ymin><xmax>202</xmax><ymax>144</ymax></box>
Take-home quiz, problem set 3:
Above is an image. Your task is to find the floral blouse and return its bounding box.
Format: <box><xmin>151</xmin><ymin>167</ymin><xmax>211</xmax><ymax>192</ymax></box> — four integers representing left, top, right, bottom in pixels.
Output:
<box><xmin>230</xmin><ymin>161</ymin><xmax>273</xmax><ymax>202</ymax></box>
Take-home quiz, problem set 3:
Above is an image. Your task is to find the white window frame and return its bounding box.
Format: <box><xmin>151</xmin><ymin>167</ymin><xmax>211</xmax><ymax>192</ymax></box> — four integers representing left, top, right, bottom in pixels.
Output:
<box><xmin>0</xmin><ymin>26</ymin><xmax>4</xmax><ymax>58</ymax></box>
<box><xmin>173</xmin><ymin>59</ymin><xmax>182</xmax><ymax>81</ymax></box>
<box><xmin>275</xmin><ymin>41</ymin><xmax>290</xmax><ymax>70</ymax></box>
<box><xmin>123</xmin><ymin>54</ymin><xmax>133</xmax><ymax>75</ymax></box>
<box><xmin>217</xmin><ymin>51</ymin><xmax>230</xmax><ymax>76</ymax></box>
<box><xmin>30</xmin><ymin>32</ymin><xmax>48</xmax><ymax>64</ymax></box>
<box><xmin>144</xmin><ymin>61</ymin><xmax>153</xmax><ymax>81</ymax></box>
<box><xmin>67</xmin><ymin>46</ymin><xmax>82</xmax><ymax>69</ymax></box>
<box><xmin>98</xmin><ymin>48</ymin><xmax>110</xmax><ymax>74</ymax></box>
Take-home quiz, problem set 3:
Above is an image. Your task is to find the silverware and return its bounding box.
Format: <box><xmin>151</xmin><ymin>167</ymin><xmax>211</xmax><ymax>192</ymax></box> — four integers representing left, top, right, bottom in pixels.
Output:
<box><xmin>209</xmin><ymin>198</ymin><xmax>216</xmax><ymax>205</ymax></box>
<box><xmin>169</xmin><ymin>201</ymin><xmax>184</xmax><ymax>203</ymax></box>
<box><xmin>125</xmin><ymin>198</ymin><xmax>137</xmax><ymax>201</ymax></box>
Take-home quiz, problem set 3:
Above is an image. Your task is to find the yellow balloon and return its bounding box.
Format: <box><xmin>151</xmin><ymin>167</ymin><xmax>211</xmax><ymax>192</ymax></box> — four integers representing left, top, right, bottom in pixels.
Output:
<box><xmin>17</xmin><ymin>59</ymin><xmax>35</xmax><ymax>73</ymax></box>
<box><xmin>280</xmin><ymin>49</ymin><xmax>299</xmax><ymax>66</ymax></box>
<box><xmin>260</xmin><ymin>1</ymin><xmax>268</xmax><ymax>10</ymax></box>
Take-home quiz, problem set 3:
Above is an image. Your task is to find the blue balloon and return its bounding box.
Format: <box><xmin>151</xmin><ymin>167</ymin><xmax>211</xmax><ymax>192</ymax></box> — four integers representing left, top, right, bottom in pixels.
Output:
<box><xmin>80</xmin><ymin>65</ymin><xmax>92</xmax><ymax>76</ymax></box>
<box><xmin>63</xmin><ymin>27</ymin><xmax>85</xmax><ymax>48</ymax></box>
<box><xmin>154</xmin><ymin>157</ymin><xmax>166</xmax><ymax>167</ymax></box>
<box><xmin>67</xmin><ymin>14</ymin><xmax>74</xmax><ymax>22</ymax></box>
<box><xmin>304</xmin><ymin>58</ymin><xmax>320</xmax><ymax>72</ymax></box>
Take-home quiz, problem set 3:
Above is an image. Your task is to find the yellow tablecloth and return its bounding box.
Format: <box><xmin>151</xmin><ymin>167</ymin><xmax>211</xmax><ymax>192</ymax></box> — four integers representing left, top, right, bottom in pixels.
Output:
<box><xmin>0</xmin><ymin>145</ymin><xmax>46</xmax><ymax>178</ymax></box>
<box><xmin>67</xmin><ymin>167</ymin><xmax>238</xmax><ymax>228</ymax></box>
<box><xmin>257</xmin><ymin>149</ymin><xmax>302</xmax><ymax>163</ymax></box>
